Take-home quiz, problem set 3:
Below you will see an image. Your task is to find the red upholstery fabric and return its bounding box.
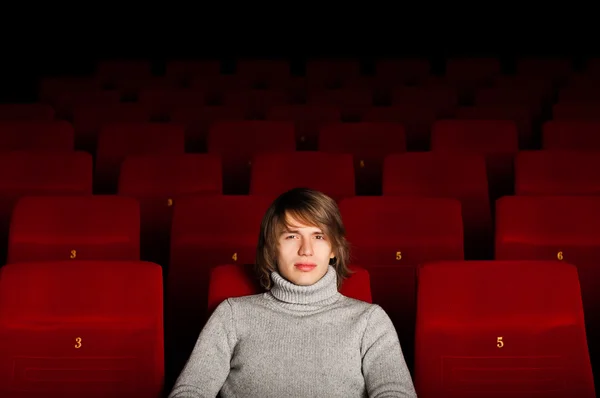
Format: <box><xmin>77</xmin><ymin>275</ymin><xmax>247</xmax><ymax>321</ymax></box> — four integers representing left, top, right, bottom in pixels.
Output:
<box><xmin>8</xmin><ymin>196</ymin><xmax>140</xmax><ymax>263</ymax></box>
<box><xmin>360</xmin><ymin>104</ymin><xmax>439</xmax><ymax>151</ymax></box>
<box><xmin>207</xmin><ymin>121</ymin><xmax>296</xmax><ymax>194</ymax></box>
<box><xmin>375</xmin><ymin>59</ymin><xmax>431</xmax><ymax>85</ymax></box>
<box><xmin>319</xmin><ymin>122</ymin><xmax>406</xmax><ymax>195</ymax></box>
<box><xmin>339</xmin><ymin>196</ymin><xmax>464</xmax><ymax>367</ymax></box>
<box><xmin>138</xmin><ymin>88</ymin><xmax>207</xmax><ymax>119</ymax></box>
<box><xmin>0</xmin><ymin>151</ymin><xmax>92</xmax><ymax>256</ymax></box>
<box><xmin>95</xmin><ymin>122</ymin><xmax>186</xmax><ymax>193</ymax></box>
<box><xmin>170</xmin><ymin>105</ymin><xmax>249</xmax><ymax>152</ymax></box>
<box><xmin>456</xmin><ymin>104</ymin><xmax>534</xmax><ymax>148</ymax></box>
<box><xmin>383</xmin><ymin>152</ymin><xmax>491</xmax><ymax>259</ymax></box>
<box><xmin>72</xmin><ymin>103</ymin><xmax>151</xmax><ymax>151</ymax></box>
<box><xmin>515</xmin><ymin>150</ymin><xmax>600</xmax><ymax>195</ymax></box>
<box><xmin>222</xmin><ymin>89</ymin><xmax>291</xmax><ymax>119</ymax></box>
<box><xmin>235</xmin><ymin>59</ymin><xmax>291</xmax><ymax>88</ymax></box>
<box><xmin>0</xmin><ymin>260</ymin><xmax>164</xmax><ymax>398</ymax></box>
<box><xmin>305</xmin><ymin>59</ymin><xmax>361</xmax><ymax>88</ymax></box>
<box><xmin>250</xmin><ymin>151</ymin><xmax>355</xmax><ymax>202</ymax></box>
<box><xmin>266</xmin><ymin>104</ymin><xmax>341</xmax><ymax>150</ymax></box>
<box><xmin>415</xmin><ymin>260</ymin><xmax>594</xmax><ymax>398</ymax></box>
<box><xmin>167</xmin><ymin>195</ymin><xmax>274</xmax><ymax>354</ymax></box>
<box><xmin>0</xmin><ymin>104</ymin><xmax>55</xmax><ymax>121</ymax></box>
<box><xmin>552</xmin><ymin>103</ymin><xmax>600</xmax><ymax>120</ymax></box>
<box><xmin>495</xmin><ymin>195</ymin><xmax>600</xmax><ymax>375</ymax></box>
<box><xmin>118</xmin><ymin>153</ymin><xmax>222</xmax><ymax>263</ymax></box>
<box><xmin>543</xmin><ymin>120</ymin><xmax>600</xmax><ymax>150</ymax></box>
<box><xmin>0</xmin><ymin>121</ymin><xmax>74</xmax><ymax>151</ymax></box>
<box><xmin>431</xmin><ymin>119</ymin><xmax>519</xmax><ymax>199</ymax></box>
<box><xmin>165</xmin><ymin>60</ymin><xmax>221</xmax><ymax>85</ymax></box>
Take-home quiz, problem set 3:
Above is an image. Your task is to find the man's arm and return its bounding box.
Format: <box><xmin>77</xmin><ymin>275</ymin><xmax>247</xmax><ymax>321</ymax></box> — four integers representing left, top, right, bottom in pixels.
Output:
<box><xmin>169</xmin><ymin>300</ymin><xmax>236</xmax><ymax>398</ymax></box>
<box><xmin>361</xmin><ymin>305</ymin><xmax>417</xmax><ymax>398</ymax></box>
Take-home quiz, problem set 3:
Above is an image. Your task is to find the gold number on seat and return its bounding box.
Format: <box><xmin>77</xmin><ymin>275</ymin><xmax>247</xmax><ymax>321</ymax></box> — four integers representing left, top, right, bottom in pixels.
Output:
<box><xmin>557</xmin><ymin>251</ymin><xmax>564</xmax><ymax>261</ymax></box>
<box><xmin>232</xmin><ymin>253</ymin><xmax>238</xmax><ymax>261</ymax></box>
<box><xmin>75</xmin><ymin>337</ymin><xmax>82</xmax><ymax>349</ymax></box>
<box><xmin>70</xmin><ymin>250</ymin><xmax>77</xmax><ymax>259</ymax></box>
<box><xmin>497</xmin><ymin>337</ymin><xmax>504</xmax><ymax>348</ymax></box>
<box><xmin>300</xmin><ymin>136</ymin><xmax>306</xmax><ymax>142</ymax></box>
<box><xmin>167</xmin><ymin>198</ymin><xmax>173</xmax><ymax>207</ymax></box>
<box><xmin>395</xmin><ymin>251</ymin><xmax>402</xmax><ymax>261</ymax></box>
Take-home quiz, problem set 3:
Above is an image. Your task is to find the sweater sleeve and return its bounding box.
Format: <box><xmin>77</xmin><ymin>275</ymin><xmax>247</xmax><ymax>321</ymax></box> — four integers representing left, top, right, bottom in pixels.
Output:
<box><xmin>361</xmin><ymin>305</ymin><xmax>418</xmax><ymax>398</ymax></box>
<box><xmin>168</xmin><ymin>299</ymin><xmax>236</xmax><ymax>398</ymax></box>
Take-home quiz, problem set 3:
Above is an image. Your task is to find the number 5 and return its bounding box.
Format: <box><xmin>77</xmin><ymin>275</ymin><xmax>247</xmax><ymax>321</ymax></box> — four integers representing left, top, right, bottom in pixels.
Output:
<box><xmin>497</xmin><ymin>336</ymin><xmax>503</xmax><ymax>348</ymax></box>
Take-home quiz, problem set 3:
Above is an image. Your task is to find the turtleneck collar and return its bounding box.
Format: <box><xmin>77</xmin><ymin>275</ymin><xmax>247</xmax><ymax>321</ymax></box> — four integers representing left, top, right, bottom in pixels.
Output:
<box><xmin>268</xmin><ymin>265</ymin><xmax>341</xmax><ymax>308</ymax></box>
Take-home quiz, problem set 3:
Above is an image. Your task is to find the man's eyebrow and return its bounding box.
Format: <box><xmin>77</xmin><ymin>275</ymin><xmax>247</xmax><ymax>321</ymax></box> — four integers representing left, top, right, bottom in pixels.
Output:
<box><xmin>280</xmin><ymin>228</ymin><xmax>324</xmax><ymax>235</ymax></box>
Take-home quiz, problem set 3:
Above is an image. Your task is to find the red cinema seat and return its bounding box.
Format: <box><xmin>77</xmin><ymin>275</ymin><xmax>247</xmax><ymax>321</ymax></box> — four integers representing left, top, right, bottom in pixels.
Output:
<box><xmin>517</xmin><ymin>57</ymin><xmax>572</xmax><ymax>83</ymax></box>
<box><xmin>375</xmin><ymin>58</ymin><xmax>431</xmax><ymax>86</ymax></box>
<box><xmin>515</xmin><ymin>150</ymin><xmax>600</xmax><ymax>195</ymax></box>
<box><xmin>559</xmin><ymin>84</ymin><xmax>600</xmax><ymax>103</ymax></box>
<box><xmin>138</xmin><ymin>88</ymin><xmax>207</xmax><ymax>120</ymax></box>
<box><xmin>207</xmin><ymin>264</ymin><xmax>372</xmax><ymax>316</ymax></box>
<box><xmin>51</xmin><ymin>90</ymin><xmax>121</xmax><ymax>120</ymax></box>
<box><xmin>496</xmin><ymin>195</ymin><xmax>600</xmax><ymax>374</ymax></box>
<box><xmin>0</xmin><ymin>260</ymin><xmax>164</xmax><ymax>398</ymax></box>
<box><xmin>391</xmin><ymin>85</ymin><xmax>458</xmax><ymax>119</ymax></box>
<box><xmin>552</xmin><ymin>103</ymin><xmax>600</xmax><ymax>120</ymax></box>
<box><xmin>361</xmin><ymin>104</ymin><xmax>438</xmax><ymax>151</ymax></box>
<box><xmin>266</xmin><ymin>104</ymin><xmax>341</xmax><ymax>150</ymax></box>
<box><xmin>305</xmin><ymin>59</ymin><xmax>361</xmax><ymax>88</ymax></box>
<box><xmin>383</xmin><ymin>152</ymin><xmax>491</xmax><ymax>260</ymax></box>
<box><xmin>474</xmin><ymin>86</ymin><xmax>544</xmax><ymax>116</ymax></box>
<box><xmin>445</xmin><ymin>57</ymin><xmax>501</xmax><ymax>88</ymax></box>
<box><xmin>235</xmin><ymin>59</ymin><xmax>291</xmax><ymax>88</ymax></box>
<box><xmin>111</xmin><ymin>77</ymin><xmax>171</xmax><ymax>99</ymax></box>
<box><xmin>318</xmin><ymin>122</ymin><xmax>406</xmax><ymax>195</ymax></box>
<box><xmin>7</xmin><ymin>196</ymin><xmax>140</xmax><ymax>264</ymax></box>
<box><xmin>190</xmin><ymin>74</ymin><xmax>250</xmax><ymax>96</ymax></box>
<box><xmin>39</xmin><ymin>77</ymin><xmax>102</xmax><ymax>105</ymax></box>
<box><xmin>456</xmin><ymin>105</ymin><xmax>534</xmax><ymax>148</ymax></box>
<box><xmin>415</xmin><ymin>260</ymin><xmax>595</xmax><ymax>398</ymax></box>
<box><xmin>308</xmin><ymin>88</ymin><xmax>373</xmax><ymax>121</ymax></box>
<box><xmin>0</xmin><ymin>151</ymin><xmax>92</xmax><ymax>258</ymax></box>
<box><xmin>118</xmin><ymin>153</ymin><xmax>222</xmax><ymax>264</ymax></box>
<box><xmin>165</xmin><ymin>60</ymin><xmax>222</xmax><ymax>86</ymax></box>
<box><xmin>0</xmin><ymin>121</ymin><xmax>74</xmax><ymax>151</ymax></box>
<box><xmin>543</xmin><ymin>120</ymin><xmax>600</xmax><ymax>150</ymax></box>
<box><xmin>222</xmin><ymin>89</ymin><xmax>292</xmax><ymax>119</ymax></box>
<box><xmin>431</xmin><ymin>119</ymin><xmax>519</xmax><ymax>200</ymax></box>
<box><xmin>72</xmin><ymin>103</ymin><xmax>151</xmax><ymax>152</ymax></box>
<box><xmin>339</xmin><ymin>196</ymin><xmax>464</xmax><ymax>367</ymax></box>
<box><xmin>207</xmin><ymin>121</ymin><xmax>296</xmax><ymax>194</ymax></box>
<box><xmin>495</xmin><ymin>195</ymin><xmax>600</xmax><ymax>298</ymax></box>
<box><xmin>171</xmin><ymin>105</ymin><xmax>249</xmax><ymax>152</ymax></box>
<box><xmin>167</xmin><ymin>195</ymin><xmax>274</xmax><ymax>364</ymax></box>
<box><xmin>95</xmin><ymin>122</ymin><xmax>185</xmax><ymax>193</ymax></box>
<box><xmin>0</xmin><ymin>104</ymin><xmax>55</xmax><ymax>121</ymax></box>
<box><xmin>250</xmin><ymin>152</ymin><xmax>355</xmax><ymax>202</ymax></box>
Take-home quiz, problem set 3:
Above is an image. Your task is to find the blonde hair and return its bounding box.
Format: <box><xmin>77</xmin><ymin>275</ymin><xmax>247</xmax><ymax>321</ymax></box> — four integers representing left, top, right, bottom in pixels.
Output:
<box><xmin>255</xmin><ymin>188</ymin><xmax>352</xmax><ymax>290</ymax></box>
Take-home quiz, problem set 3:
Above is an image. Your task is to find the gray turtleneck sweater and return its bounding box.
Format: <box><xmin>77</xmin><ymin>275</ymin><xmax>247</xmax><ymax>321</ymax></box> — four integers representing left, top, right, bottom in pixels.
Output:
<box><xmin>168</xmin><ymin>266</ymin><xmax>417</xmax><ymax>397</ymax></box>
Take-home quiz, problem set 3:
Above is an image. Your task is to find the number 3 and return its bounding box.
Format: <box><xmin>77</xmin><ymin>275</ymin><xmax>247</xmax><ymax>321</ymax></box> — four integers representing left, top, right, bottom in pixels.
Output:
<box><xmin>75</xmin><ymin>337</ymin><xmax>82</xmax><ymax>349</ymax></box>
